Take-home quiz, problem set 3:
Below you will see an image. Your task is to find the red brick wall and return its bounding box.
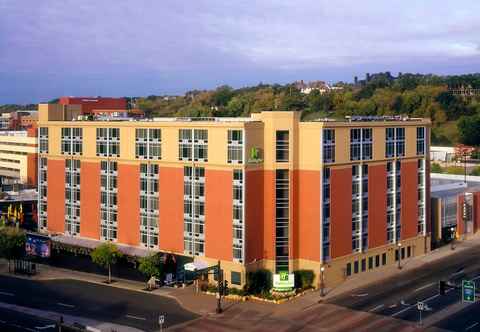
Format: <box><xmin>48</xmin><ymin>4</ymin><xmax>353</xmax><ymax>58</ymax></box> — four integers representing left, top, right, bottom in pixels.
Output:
<box><xmin>205</xmin><ymin>169</ymin><xmax>233</xmax><ymax>261</ymax></box>
<box><xmin>401</xmin><ymin>160</ymin><xmax>418</xmax><ymax>240</ymax></box>
<box><xmin>294</xmin><ymin>170</ymin><xmax>320</xmax><ymax>261</ymax></box>
<box><xmin>47</xmin><ymin>159</ymin><xmax>65</xmax><ymax>233</ymax></box>
<box><xmin>117</xmin><ymin>163</ymin><xmax>140</xmax><ymax>246</ymax></box>
<box><xmin>159</xmin><ymin>167</ymin><xmax>184</xmax><ymax>253</ymax></box>
<box><xmin>368</xmin><ymin>164</ymin><xmax>387</xmax><ymax>248</ymax></box>
<box><xmin>245</xmin><ymin>170</ymin><xmax>264</xmax><ymax>263</ymax></box>
<box><xmin>330</xmin><ymin>167</ymin><xmax>352</xmax><ymax>258</ymax></box>
<box><xmin>263</xmin><ymin>170</ymin><xmax>276</xmax><ymax>260</ymax></box>
<box><xmin>59</xmin><ymin>97</ymin><xmax>127</xmax><ymax>115</ymax></box>
<box><xmin>80</xmin><ymin>162</ymin><xmax>100</xmax><ymax>239</ymax></box>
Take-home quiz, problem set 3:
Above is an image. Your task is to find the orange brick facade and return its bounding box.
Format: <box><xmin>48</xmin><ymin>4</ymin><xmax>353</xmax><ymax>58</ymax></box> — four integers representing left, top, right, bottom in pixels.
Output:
<box><xmin>39</xmin><ymin>109</ymin><xmax>431</xmax><ymax>286</ymax></box>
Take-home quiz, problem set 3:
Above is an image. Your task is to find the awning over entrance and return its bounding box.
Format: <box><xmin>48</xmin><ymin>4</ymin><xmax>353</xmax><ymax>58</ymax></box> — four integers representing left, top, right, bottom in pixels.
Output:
<box><xmin>184</xmin><ymin>260</ymin><xmax>209</xmax><ymax>272</ymax></box>
<box><xmin>51</xmin><ymin>234</ymin><xmax>155</xmax><ymax>258</ymax></box>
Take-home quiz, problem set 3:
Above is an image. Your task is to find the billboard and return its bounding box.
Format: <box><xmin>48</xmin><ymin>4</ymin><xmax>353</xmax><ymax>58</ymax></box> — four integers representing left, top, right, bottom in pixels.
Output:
<box><xmin>25</xmin><ymin>234</ymin><xmax>51</xmax><ymax>258</ymax></box>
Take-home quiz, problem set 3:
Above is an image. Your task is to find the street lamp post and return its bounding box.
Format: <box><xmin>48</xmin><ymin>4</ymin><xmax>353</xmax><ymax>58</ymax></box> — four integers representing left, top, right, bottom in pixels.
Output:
<box><xmin>397</xmin><ymin>242</ymin><xmax>402</xmax><ymax>270</ymax></box>
<box><xmin>450</xmin><ymin>227</ymin><xmax>455</xmax><ymax>250</ymax></box>
<box><xmin>320</xmin><ymin>266</ymin><xmax>325</xmax><ymax>298</ymax></box>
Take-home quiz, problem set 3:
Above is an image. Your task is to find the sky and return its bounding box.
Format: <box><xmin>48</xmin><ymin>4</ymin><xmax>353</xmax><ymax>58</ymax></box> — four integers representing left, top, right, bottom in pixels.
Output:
<box><xmin>1</xmin><ymin>0</ymin><xmax>479</xmax><ymax>104</ymax></box>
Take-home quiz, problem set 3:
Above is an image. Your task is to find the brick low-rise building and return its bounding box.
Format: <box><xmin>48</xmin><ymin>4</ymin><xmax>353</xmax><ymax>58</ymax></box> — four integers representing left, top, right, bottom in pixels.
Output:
<box><xmin>38</xmin><ymin>104</ymin><xmax>430</xmax><ymax>288</ymax></box>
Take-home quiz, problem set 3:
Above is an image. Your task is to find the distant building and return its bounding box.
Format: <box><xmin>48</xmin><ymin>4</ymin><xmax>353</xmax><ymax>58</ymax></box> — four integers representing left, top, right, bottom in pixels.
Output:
<box><xmin>449</xmin><ymin>85</ymin><xmax>480</xmax><ymax>98</ymax></box>
<box><xmin>0</xmin><ymin>130</ymin><xmax>37</xmax><ymax>185</ymax></box>
<box><xmin>58</xmin><ymin>97</ymin><xmax>127</xmax><ymax>115</ymax></box>
<box><xmin>430</xmin><ymin>174</ymin><xmax>480</xmax><ymax>247</ymax></box>
<box><xmin>294</xmin><ymin>80</ymin><xmax>343</xmax><ymax>94</ymax></box>
<box><xmin>430</xmin><ymin>146</ymin><xmax>456</xmax><ymax>163</ymax></box>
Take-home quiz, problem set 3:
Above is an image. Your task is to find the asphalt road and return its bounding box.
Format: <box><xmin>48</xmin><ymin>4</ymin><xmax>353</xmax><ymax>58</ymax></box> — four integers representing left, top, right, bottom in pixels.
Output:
<box><xmin>328</xmin><ymin>243</ymin><xmax>480</xmax><ymax>324</ymax></box>
<box><xmin>435</xmin><ymin>302</ymin><xmax>480</xmax><ymax>331</ymax></box>
<box><xmin>0</xmin><ymin>275</ymin><xmax>199</xmax><ymax>331</ymax></box>
<box><xmin>0</xmin><ymin>306</ymin><xmax>57</xmax><ymax>332</ymax></box>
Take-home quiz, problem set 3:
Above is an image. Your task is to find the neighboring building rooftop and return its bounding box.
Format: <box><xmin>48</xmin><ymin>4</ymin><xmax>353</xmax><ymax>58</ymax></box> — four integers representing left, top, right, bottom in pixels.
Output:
<box><xmin>431</xmin><ymin>173</ymin><xmax>480</xmax><ymax>198</ymax></box>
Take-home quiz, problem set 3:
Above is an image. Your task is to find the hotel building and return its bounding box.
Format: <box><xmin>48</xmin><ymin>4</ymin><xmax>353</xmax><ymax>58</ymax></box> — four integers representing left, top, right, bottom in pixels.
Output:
<box><xmin>38</xmin><ymin>103</ymin><xmax>430</xmax><ymax>288</ymax></box>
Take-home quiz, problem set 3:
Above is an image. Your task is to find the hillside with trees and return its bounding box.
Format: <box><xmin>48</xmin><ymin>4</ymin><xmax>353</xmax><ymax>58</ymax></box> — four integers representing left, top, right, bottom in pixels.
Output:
<box><xmin>133</xmin><ymin>73</ymin><xmax>480</xmax><ymax>146</ymax></box>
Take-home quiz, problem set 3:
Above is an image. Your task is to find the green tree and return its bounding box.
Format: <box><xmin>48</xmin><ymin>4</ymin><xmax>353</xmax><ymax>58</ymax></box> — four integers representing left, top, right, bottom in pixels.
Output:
<box><xmin>458</xmin><ymin>114</ymin><xmax>480</xmax><ymax>146</ymax></box>
<box><xmin>0</xmin><ymin>226</ymin><xmax>26</xmax><ymax>272</ymax></box>
<box><xmin>138</xmin><ymin>254</ymin><xmax>162</xmax><ymax>279</ymax></box>
<box><xmin>90</xmin><ymin>243</ymin><xmax>123</xmax><ymax>283</ymax></box>
<box><xmin>431</xmin><ymin>163</ymin><xmax>443</xmax><ymax>173</ymax></box>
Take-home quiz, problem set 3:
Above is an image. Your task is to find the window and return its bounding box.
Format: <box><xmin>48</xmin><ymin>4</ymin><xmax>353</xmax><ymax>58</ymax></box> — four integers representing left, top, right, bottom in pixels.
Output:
<box><xmin>61</xmin><ymin>128</ymin><xmax>83</xmax><ymax>155</ymax></box>
<box><xmin>96</xmin><ymin>128</ymin><xmax>119</xmax><ymax>157</ymax></box>
<box><xmin>416</xmin><ymin>127</ymin><xmax>425</xmax><ymax>155</ymax></box>
<box><xmin>65</xmin><ymin>158</ymin><xmax>81</xmax><ymax>236</ymax></box>
<box><xmin>140</xmin><ymin>163</ymin><xmax>159</xmax><ymax>248</ymax></box>
<box><xmin>136</xmin><ymin>129</ymin><xmax>162</xmax><ymax>160</ymax></box>
<box><xmin>184</xmin><ymin>166</ymin><xmax>205</xmax><ymax>256</ymax></box>
<box><xmin>322</xmin><ymin>167</ymin><xmax>331</xmax><ymax>261</ymax></box>
<box><xmin>368</xmin><ymin>257</ymin><xmax>373</xmax><ymax>269</ymax></box>
<box><xmin>275</xmin><ymin>169</ymin><xmax>289</xmax><ymax>273</ymax></box>
<box><xmin>354</xmin><ymin>261</ymin><xmax>359</xmax><ymax>274</ymax></box>
<box><xmin>375</xmin><ymin>255</ymin><xmax>380</xmax><ymax>267</ymax></box>
<box><xmin>232</xmin><ymin>168</ymin><xmax>244</xmax><ymax>262</ymax></box>
<box><xmin>323</xmin><ymin>129</ymin><xmax>335</xmax><ymax>163</ymax></box>
<box><xmin>276</xmin><ymin>131</ymin><xmax>289</xmax><ymax>162</ymax></box>
<box><xmin>350</xmin><ymin>128</ymin><xmax>372</xmax><ymax>161</ymax></box>
<box><xmin>39</xmin><ymin>127</ymin><xmax>49</xmax><ymax>153</ymax></box>
<box><xmin>382</xmin><ymin>253</ymin><xmax>387</xmax><ymax>265</ymax></box>
<box><xmin>396</xmin><ymin>128</ymin><xmax>405</xmax><ymax>157</ymax></box>
<box><xmin>194</xmin><ymin>129</ymin><xmax>208</xmax><ymax>162</ymax></box>
<box><xmin>228</xmin><ymin>130</ymin><xmax>243</xmax><ymax>164</ymax></box>
<box><xmin>407</xmin><ymin>246</ymin><xmax>411</xmax><ymax>258</ymax></box>
<box><xmin>231</xmin><ymin>271</ymin><xmax>241</xmax><ymax>285</ymax></box>
<box><xmin>361</xmin><ymin>258</ymin><xmax>366</xmax><ymax>272</ymax></box>
<box><xmin>100</xmin><ymin>161</ymin><xmax>118</xmax><ymax>241</ymax></box>
<box><xmin>346</xmin><ymin>263</ymin><xmax>352</xmax><ymax>276</ymax></box>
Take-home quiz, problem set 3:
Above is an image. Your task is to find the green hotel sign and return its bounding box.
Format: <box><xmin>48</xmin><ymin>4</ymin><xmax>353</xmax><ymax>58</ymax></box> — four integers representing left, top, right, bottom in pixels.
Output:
<box><xmin>248</xmin><ymin>147</ymin><xmax>263</xmax><ymax>163</ymax></box>
<box><xmin>273</xmin><ymin>271</ymin><xmax>294</xmax><ymax>291</ymax></box>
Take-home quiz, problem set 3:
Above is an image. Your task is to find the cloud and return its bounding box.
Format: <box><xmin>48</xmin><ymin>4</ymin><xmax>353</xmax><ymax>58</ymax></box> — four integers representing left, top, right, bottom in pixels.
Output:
<box><xmin>0</xmin><ymin>0</ymin><xmax>479</xmax><ymax>103</ymax></box>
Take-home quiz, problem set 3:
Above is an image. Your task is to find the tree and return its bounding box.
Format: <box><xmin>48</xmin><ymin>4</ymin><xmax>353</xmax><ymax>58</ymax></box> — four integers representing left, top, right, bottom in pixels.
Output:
<box><xmin>90</xmin><ymin>243</ymin><xmax>123</xmax><ymax>283</ymax></box>
<box><xmin>458</xmin><ymin>115</ymin><xmax>480</xmax><ymax>146</ymax></box>
<box><xmin>138</xmin><ymin>254</ymin><xmax>163</xmax><ymax>290</ymax></box>
<box><xmin>0</xmin><ymin>226</ymin><xmax>26</xmax><ymax>272</ymax></box>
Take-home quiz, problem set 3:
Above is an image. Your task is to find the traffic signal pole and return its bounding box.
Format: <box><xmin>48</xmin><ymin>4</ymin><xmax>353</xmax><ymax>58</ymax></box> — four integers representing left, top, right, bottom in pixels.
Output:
<box><xmin>216</xmin><ymin>260</ymin><xmax>223</xmax><ymax>314</ymax></box>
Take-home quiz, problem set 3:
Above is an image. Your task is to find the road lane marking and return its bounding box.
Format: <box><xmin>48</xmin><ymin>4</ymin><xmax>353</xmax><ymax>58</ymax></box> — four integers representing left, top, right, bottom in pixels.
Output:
<box><xmin>388</xmin><ymin>304</ymin><xmax>397</xmax><ymax>308</ymax></box>
<box><xmin>36</xmin><ymin>324</ymin><xmax>56</xmax><ymax>330</ymax></box>
<box><xmin>466</xmin><ymin>322</ymin><xmax>479</xmax><ymax>330</ymax></box>
<box><xmin>414</xmin><ymin>282</ymin><xmax>436</xmax><ymax>292</ymax></box>
<box><xmin>126</xmin><ymin>314</ymin><xmax>146</xmax><ymax>321</ymax></box>
<box><xmin>57</xmin><ymin>302</ymin><xmax>75</xmax><ymax>308</ymax></box>
<box><xmin>369</xmin><ymin>304</ymin><xmax>384</xmax><ymax>312</ymax></box>
<box><xmin>351</xmin><ymin>293</ymin><xmax>368</xmax><ymax>297</ymax></box>
<box><xmin>0</xmin><ymin>291</ymin><xmax>14</xmax><ymax>297</ymax></box>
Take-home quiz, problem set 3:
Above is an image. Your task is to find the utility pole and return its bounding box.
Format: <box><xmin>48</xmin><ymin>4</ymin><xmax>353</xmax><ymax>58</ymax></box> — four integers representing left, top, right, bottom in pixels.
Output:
<box><xmin>397</xmin><ymin>242</ymin><xmax>402</xmax><ymax>269</ymax></box>
<box><xmin>320</xmin><ymin>266</ymin><xmax>325</xmax><ymax>298</ymax></box>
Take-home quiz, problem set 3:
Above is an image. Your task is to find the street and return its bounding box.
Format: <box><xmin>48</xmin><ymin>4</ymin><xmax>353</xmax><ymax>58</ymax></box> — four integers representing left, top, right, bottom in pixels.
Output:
<box><xmin>0</xmin><ymin>306</ymin><xmax>56</xmax><ymax>332</ymax></box>
<box><xmin>328</xmin><ymin>242</ymin><xmax>480</xmax><ymax>328</ymax></box>
<box><xmin>436</xmin><ymin>302</ymin><xmax>480</xmax><ymax>331</ymax></box>
<box><xmin>0</xmin><ymin>275</ymin><xmax>198</xmax><ymax>331</ymax></box>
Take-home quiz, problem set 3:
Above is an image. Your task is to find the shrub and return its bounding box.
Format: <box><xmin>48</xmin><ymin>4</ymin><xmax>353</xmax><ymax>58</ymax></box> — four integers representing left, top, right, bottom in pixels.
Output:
<box><xmin>293</xmin><ymin>270</ymin><xmax>315</xmax><ymax>290</ymax></box>
<box><xmin>471</xmin><ymin>166</ymin><xmax>480</xmax><ymax>176</ymax></box>
<box><xmin>444</xmin><ymin>166</ymin><xmax>465</xmax><ymax>175</ymax></box>
<box><xmin>246</xmin><ymin>269</ymin><xmax>272</xmax><ymax>295</ymax></box>
<box><xmin>431</xmin><ymin>163</ymin><xmax>443</xmax><ymax>173</ymax></box>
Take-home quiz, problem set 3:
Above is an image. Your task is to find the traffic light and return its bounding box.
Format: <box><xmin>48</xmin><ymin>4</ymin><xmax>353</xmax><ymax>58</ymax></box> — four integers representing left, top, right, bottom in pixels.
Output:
<box><xmin>223</xmin><ymin>280</ymin><xmax>229</xmax><ymax>296</ymax></box>
<box><xmin>439</xmin><ymin>280</ymin><xmax>446</xmax><ymax>295</ymax></box>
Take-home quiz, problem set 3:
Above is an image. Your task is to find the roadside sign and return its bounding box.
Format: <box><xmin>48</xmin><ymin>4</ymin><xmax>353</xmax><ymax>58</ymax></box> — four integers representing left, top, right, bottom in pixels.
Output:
<box><xmin>273</xmin><ymin>271</ymin><xmax>295</xmax><ymax>291</ymax></box>
<box><xmin>417</xmin><ymin>301</ymin><xmax>424</xmax><ymax>311</ymax></box>
<box><xmin>462</xmin><ymin>280</ymin><xmax>476</xmax><ymax>303</ymax></box>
